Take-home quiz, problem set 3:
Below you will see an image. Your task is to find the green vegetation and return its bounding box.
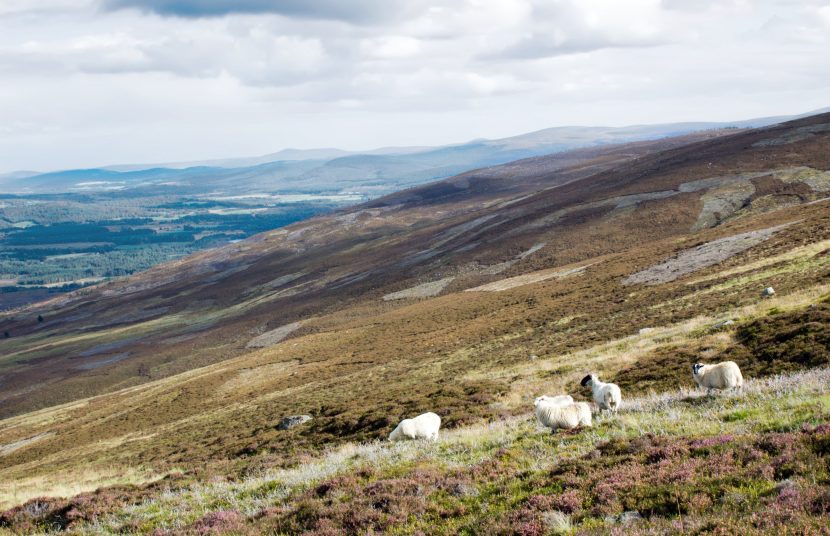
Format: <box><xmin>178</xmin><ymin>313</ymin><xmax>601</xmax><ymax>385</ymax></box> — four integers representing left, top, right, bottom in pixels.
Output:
<box><xmin>2</xmin><ymin>367</ymin><xmax>829</xmax><ymax>534</ymax></box>
<box><xmin>612</xmin><ymin>300</ymin><xmax>830</xmax><ymax>394</ymax></box>
<box><xmin>0</xmin><ymin>193</ymin><xmax>349</xmax><ymax>308</ymax></box>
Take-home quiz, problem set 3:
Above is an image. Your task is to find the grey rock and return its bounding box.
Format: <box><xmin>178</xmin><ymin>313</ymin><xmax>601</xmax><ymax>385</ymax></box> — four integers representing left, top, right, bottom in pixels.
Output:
<box><xmin>277</xmin><ymin>415</ymin><xmax>312</xmax><ymax>430</ymax></box>
<box><xmin>618</xmin><ymin>511</ymin><xmax>643</xmax><ymax>524</ymax></box>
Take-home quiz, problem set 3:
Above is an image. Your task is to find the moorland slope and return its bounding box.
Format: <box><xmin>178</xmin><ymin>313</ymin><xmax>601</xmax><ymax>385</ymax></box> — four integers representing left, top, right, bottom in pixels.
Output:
<box><xmin>0</xmin><ymin>113</ymin><xmax>829</xmax><ymax>533</ymax></box>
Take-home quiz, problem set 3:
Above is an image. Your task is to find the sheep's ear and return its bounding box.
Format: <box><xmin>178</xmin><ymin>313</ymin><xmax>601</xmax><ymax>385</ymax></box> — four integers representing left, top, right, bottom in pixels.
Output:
<box><xmin>580</xmin><ymin>375</ymin><xmax>592</xmax><ymax>387</ymax></box>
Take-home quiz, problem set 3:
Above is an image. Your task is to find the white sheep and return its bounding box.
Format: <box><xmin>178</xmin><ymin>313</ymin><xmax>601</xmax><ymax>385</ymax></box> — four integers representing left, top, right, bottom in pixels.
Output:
<box><xmin>388</xmin><ymin>412</ymin><xmax>441</xmax><ymax>441</ymax></box>
<box><xmin>580</xmin><ymin>374</ymin><xmax>622</xmax><ymax>413</ymax></box>
<box><xmin>692</xmin><ymin>361</ymin><xmax>744</xmax><ymax>394</ymax></box>
<box><xmin>533</xmin><ymin>394</ymin><xmax>574</xmax><ymax>408</ymax></box>
<box><xmin>534</xmin><ymin>399</ymin><xmax>592</xmax><ymax>432</ymax></box>
<box><xmin>762</xmin><ymin>286</ymin><xmax>776</xmax><ymax>298</ymax></box>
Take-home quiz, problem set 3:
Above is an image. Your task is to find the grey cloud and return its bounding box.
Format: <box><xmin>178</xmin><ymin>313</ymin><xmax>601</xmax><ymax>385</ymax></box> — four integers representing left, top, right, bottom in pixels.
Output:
<box><xmin>487</xmin><ymin>1</ymin><xmax>670</xmax><ymax>60</ymax></box>
<box><xmin>493</xmin><ymin>33</ymin><xmax>665</xmax><ymax>59</ymax></box>
<box><xmin>100</xmin><ymin>0</ymin><xmax>414</xmax><ymax>23</ymax></box>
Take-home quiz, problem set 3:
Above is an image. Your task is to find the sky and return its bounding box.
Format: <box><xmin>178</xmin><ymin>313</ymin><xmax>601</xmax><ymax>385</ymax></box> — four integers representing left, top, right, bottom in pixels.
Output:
<box><xmin>0</xmin><ymin>0</ymin><xmax>829</xmax><ymax>172</ymax></box>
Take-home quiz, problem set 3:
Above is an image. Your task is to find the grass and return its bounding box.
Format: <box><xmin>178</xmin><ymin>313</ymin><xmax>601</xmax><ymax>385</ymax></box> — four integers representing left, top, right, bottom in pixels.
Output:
<box><xmin>3</xmin><ymin>366</ymin><xmax>828</xmax><ymax>534</ymax></box>
<box><xmin>466</xmin><ymin>284</ymin><xmax>830</xmax><ymax>407</ymax></box>
<box><xmin>0</xmin><ymin>170</ymin><xmax>828</xmax><ymax>533</ymax></box>
<box><xmin>0</xmin><ymin>466</ymin><xmax>164</xmax><ymax>518</ymax></box>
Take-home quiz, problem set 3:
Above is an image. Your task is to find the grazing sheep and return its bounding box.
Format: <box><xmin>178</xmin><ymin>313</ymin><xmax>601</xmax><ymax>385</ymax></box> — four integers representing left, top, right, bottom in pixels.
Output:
<box><xmin>534</xmin><ymin>399</ymin><xmax>592</xmax><ymax>432</ymax></box>
<box><xmin>762</xmin><ymin>286</ymin><xmax>776</xmax><ymax>298</ymax></box>
<box><xmin>534</xmin><ymin>394</ymin><xmax>574</xmax><ymax>408</ymax></box>
<box><xmin>692</xmin><ymin>361</ymin><xmax>744</xmax><ymax>394</ymax></box>
<box><xmin>581</xmin><ymin>374</ymin><xmax>622</xmax><ymax>413</ymax></box>
<box><xmin>389</xmin><ymin>412</ymin><xmax>441</xmax><ymax>441</ymax></box>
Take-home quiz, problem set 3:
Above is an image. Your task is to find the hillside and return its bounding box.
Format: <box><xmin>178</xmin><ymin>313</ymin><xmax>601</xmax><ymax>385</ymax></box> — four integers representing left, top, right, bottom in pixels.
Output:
<box><xmin>0</xmin><ymin>112</ymin><xmax>829</xmax><ymax>533</ymax></box>
<box><xmin>1</xmin><ymin>113</ymin><xmax>811</xmax><ymax>196</ymax></box>
<box><xmin>3</xmin><ymin>116</ymin><xmax>796</xmax><ymax>311</ymax></box>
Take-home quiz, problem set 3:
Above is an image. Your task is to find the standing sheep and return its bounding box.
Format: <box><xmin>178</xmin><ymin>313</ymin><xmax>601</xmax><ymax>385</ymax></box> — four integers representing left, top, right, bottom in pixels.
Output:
<box><xmin>580</xmin><ymin>374</ymin><xmax>622</xmax><ymax>413</ymax></box>
<box><xmin>692</xmin><ymin>361</ymin><xmax>744</xmax><ymax>394</ymax></box>
<box><xmin>534</xmin><ymin>398</ymin><xmax>592</xmax><ymax>433</ymax></box>
<box><xmin>389</xmin><ymin>412</ymin><xmax>441</xmax><ymax>441</ymax></box>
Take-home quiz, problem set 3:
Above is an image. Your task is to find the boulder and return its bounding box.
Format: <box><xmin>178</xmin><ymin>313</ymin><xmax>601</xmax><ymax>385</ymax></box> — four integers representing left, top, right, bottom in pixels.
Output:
<box><xmin>277</xmin><ymin>415</ymin><xmax>312</xmax><ymax>430</ymax></box>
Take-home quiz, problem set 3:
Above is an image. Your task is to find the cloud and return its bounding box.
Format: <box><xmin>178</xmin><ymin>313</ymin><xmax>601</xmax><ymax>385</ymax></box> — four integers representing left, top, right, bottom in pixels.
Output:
<box><xmin>360</xmin><ymin>35</ymin><xmax>421</xmax><ymax>59</ymax></box>
<box><xmin>100</xmin><ymin>0</ymin><xmax>416</xmax><ymax>23</ymax></box>
<box><xmin>488</xmin><ymin>0</ymin><xmax>671</xmax><ymax>59</ymax></box>
<box><xmin>1</xmin><ymin>0</ymin><xmax>829</xmax><ymax>171</ymax></box>
<box><xmin>0</xmin><ymin>21</ymin><xmax>332</xmax><ymax>86</ymax></box>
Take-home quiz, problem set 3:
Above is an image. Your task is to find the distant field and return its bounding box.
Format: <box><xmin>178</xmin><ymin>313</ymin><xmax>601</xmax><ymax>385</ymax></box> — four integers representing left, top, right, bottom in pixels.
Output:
<box><xmin>0</xmin><ymin>192</ymin><xmax>363</xmax><ymax>310</ymax></box>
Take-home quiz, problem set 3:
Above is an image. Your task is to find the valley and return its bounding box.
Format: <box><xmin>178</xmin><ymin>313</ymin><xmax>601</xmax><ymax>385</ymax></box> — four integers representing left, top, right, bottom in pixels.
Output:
<box><xmin>0</xmin><ymin>192</ymin><xmax>355</xmax><ymax>310</ymax></box>
<box><xmin>0</xmin><ymin>112</ymin><xmax>829</xmax><ymax>534</ymax></box>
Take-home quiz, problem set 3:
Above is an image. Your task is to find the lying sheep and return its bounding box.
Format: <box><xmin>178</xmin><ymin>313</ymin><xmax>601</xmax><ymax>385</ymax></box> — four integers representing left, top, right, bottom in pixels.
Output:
<box><xmin>534</xmin><ymin>394</ymin><xmax>574</xmax><ymax>408</ymax></box>
<box><xmin>692</xmin><ymin>361</ymin><xmax>744</xmax><ymax>394</ymax></box>
<box><xmin>581</xmin><ymin>374</ymin><xmax>622</xmax><ymax>413</ymax></box>
<box><xmin>534</xmin><ymin>398</ymin><xmax>592</xmax><ymax>433</ymax></box>
<box><xmin>389</xmin><ymin>412</ymin><xmax>441</xmax><ymax>441</ymax></box>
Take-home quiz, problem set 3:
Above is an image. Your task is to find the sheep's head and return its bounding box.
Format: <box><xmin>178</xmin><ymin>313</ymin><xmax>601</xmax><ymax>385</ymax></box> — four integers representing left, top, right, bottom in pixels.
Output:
<box><xmin>534</xmin><ymin>395</ymin><xmax>548</xmax><ymax>407</ymax></box>
<box><xmin>580</xmin><ymin>374</ymin><xmax>595</xmax><ymax>387</ymax></box>
<box><xmin>692</xmin><ymin>363</ymin><xmax>705</xmax><ymax>376</ymax></box>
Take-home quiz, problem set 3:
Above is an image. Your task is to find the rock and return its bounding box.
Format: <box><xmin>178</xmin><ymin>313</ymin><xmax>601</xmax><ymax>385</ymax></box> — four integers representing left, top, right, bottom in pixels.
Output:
<box><xmin>775</xmin><ymin>479</ymin><xmax>796</xmax><ymax>494</ymax></box>
<box><xmin>618</xmin><ymin>511</ymin><xmax>643</xmax><ymax>524</ymax></box>
<box><xmin>638</xmin><ymin>327</ymin><xmax>655</xmax><ymax>335</ymax></box>
<box><xmin>277</xmin><ymin>415</ymin><xmax>312</xmax><ymax>430</ymax></box>
<box><xmin>529</xmin><ymin>354</ymin><xmax>538</xmax><ymax>361</ymax></box>
<box><xmin>762</xmin><ymin>286</ymin><xmax>776</xmax><ymax>297</ymax></box>
<box><xmin>712</xmin><ymin>319</ymin><xmax>735</xmax><ymax>330</ymax></box>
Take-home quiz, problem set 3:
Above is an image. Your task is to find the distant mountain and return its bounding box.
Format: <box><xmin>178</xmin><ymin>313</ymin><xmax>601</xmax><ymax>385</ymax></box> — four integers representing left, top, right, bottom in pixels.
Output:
<box><xmin>1</xmin><ymin>111</ymin><xmax>829</xmax><ymax>524</ymax></box>
<box><xmin>0</xmin><ymin>170</ymin><xmax>39</xmax><ymax>183</ymax></box>
<box><xmin>4</xmin><ymin>109</ymin><xmax>826</xmax><ymax>196</ymax></box>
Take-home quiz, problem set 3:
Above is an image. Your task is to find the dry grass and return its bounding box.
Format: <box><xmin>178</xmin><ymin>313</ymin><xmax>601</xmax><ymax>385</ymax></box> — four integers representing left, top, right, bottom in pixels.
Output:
<box><xmin>467</xmin><ymin>282</ymin><xmax>830</xmax><ymax>409</ymax></box>
<box><xmin>13</xmin><ymin>366</ymin><xmax>821</xmax><ymax>534</ymax></box>
<box><xmin>0</xmin><ymin>466</ymin><xmax>163</xmax><ymax>512</ymax></box>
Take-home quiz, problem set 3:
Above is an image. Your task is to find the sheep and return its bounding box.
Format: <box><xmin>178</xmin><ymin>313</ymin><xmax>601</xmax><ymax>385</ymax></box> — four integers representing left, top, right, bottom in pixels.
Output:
<box><xmin>692</xmin><ymin>361</ymin><xmax>744</xmax><ymax>394</ymax></box>
<box><xmin>533</xmin><ymin>394</ymin><xmax>574</xmax><ymax>408</ymax></box>
<box><xmin>580</xmin><ymin>374</ymin><xmax>622</xmax><ymax>413</ymax></box>
<box><xmin>762</xmin><ymin>286</ymin><xmax>776</xmax><ymax>298</ymax></box>
<box><xmin>388</xmin><ymin>412</ymin><xmax>441</xmax><ymax>441</ymax></box>
<box><xmin>534</xmin><ymin>399</ymin><xmax>592</xmax><ymax>433</ymax></box>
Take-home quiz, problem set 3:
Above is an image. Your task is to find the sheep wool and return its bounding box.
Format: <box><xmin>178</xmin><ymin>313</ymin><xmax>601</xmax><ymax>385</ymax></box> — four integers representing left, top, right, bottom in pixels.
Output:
<box><xmin>534</xmin><ymin>394</ymin><xmax>574</xmax><ymax>408</ymax></box>
<box><xmin>581</xmin><ymin>374</ymin><xmax>622</xmax><ymax>412</ymax></box>
<box><xmin>535</xmin><ymin>400</ymin><xmax>592</xmax><ymax>432</ymax></box>
<box><xmin>389</xmin><ymin>412</ymin><xmax>441</xmax><ymax>441</ymax></box>
<box><xmin>692</xmin><ymin>361</ymin><xmax>744</xmax><ymax>392</ymax></box>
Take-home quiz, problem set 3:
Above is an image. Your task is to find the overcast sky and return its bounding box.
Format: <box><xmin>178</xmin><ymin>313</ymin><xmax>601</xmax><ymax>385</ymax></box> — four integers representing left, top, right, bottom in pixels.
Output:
<box><xmin>1</xmin><ymin>0</ymin><xmax>829</xmax><ymax>172</ymax></box>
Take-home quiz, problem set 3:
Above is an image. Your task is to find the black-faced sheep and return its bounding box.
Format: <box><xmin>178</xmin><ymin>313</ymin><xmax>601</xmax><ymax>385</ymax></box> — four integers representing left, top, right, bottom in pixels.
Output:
<box><xmin>534</xmin><ymin>398</ymin><xmax>592</xmax><ymax>432</ymax></box>
<box><xmin>692</xmin><ymin>361</ymin><xmax>744</xmax><ymax>394</ymax></box>
<box><xmin>580</xmin><ymin>374</ymin><xmax>622</xmax><ymax>413</ymax></box>
<box><xmin>389</xmin><ymin>412</ymin><xmax>441</xmax><ymax>441</ymax></box>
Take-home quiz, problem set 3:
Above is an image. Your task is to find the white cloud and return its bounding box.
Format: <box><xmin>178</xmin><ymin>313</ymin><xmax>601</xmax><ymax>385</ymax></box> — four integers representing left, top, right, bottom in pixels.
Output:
<box><xmin>0</xmin><ymin>0</ymin><xmax>828</xmax><ymax>171</ymax></box>
<box><xmin>360</xmin><ymin>35</ymin><xmax>421</xmax><ymax>59</ymax></box>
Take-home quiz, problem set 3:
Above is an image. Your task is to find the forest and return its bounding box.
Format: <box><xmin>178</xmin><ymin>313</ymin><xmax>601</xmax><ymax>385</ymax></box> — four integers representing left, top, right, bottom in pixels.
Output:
<box><xmin>0</xmin><ymin>192</ymin><xmax>359</xmax><ymax>309</ymax></box>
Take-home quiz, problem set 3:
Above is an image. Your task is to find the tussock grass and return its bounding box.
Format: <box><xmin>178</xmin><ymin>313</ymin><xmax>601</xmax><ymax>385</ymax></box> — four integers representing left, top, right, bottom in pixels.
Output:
<box><xmin>30</xmin><ymin>366</ymin><xmax>824</xmax><ymax>535</ymax></box>
<box><xmin>0</xmin><ymin>465</ymin><xmax>162</xmax><ymax>514</ymax></box>
<box><xmin>467</xmin><ymin>283</ymin><xmax>830</xmax><ymax>409</ymax></box>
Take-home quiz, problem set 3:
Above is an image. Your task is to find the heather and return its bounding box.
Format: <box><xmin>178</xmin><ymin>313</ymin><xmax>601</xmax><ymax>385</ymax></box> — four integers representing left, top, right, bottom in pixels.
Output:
<box><xmin>3</xmin><ymin>366</ymin><xmax>829</xmax><ymax>535</ymax></box>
